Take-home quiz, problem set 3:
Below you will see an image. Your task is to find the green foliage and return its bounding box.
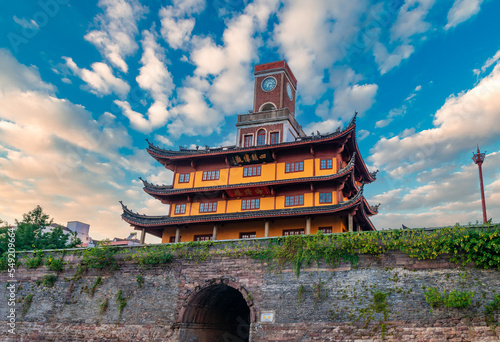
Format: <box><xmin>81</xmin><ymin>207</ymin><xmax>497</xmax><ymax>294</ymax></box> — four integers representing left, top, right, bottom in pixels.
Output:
<box><xmin>424</xmin><ymin>287</ymin><xmax>474</xmax><ymax>309</ymax></box>
<box><xmin>372</xmin><ymin>291</ymin><xmax>389</xmax><ymax>317</ymax></box>
<box><xmin>445</xmin><ymin>290</ymin><xmax>475</xmax><ymax>308</ymax></box>
<box><xmin>0</xmin><ymin>206</ymin><xmax>81</xmax><ymax>255</ymax></box>
<box><xmin>90</xmin><ymin>276</ymin><xmax>102</xmax><ymax>297</ymax></box>
<box><xmin>23</xmin><ymin>294</ymin><xmax>33</xmax><ymax>315</ymax></box>
<box><xmin>40</xmin><ymin>274</ymin><xmax>58</xmax><ymax>287</ymax></box>
<box><xmin>25</xmin><ymin>253</ymin><xmax>43</xmax><ymax>268</ymax></box>
<box><xmin>136</xmin><ymin>275</ymin><xmax>144</xmax><ymax>288</ymax></box>
<box><xmin>249</xmin><ymin>225</ymin><xmax>500</xmax><ymax>277</ymax></box>
<box><xmin>99</xmin><ymin>297</ymin><xmax>109</xmax><ymax>315</ymax></box>
<box><xmin>424</xmin><ymin>287</ymin><xmax>444</xmax><ymax>308</ymax></box>
<box><xmin>116</xmin><ymin>290</ymin><xmax>127</xmax><ymax>315</ymax></box>
<box><xmin>485</xmin><ymin>294</ymin><xmax>500</xmax><ymax>325</ymax></box>
<box><xmin>131</xmin><ymin>245</ymin><xmax>173</xmax><ymax>267</ymax></box>
<box><xmin>82</xmin><ymin>246</ymin><xmax>119</xmax><ymax>270</ymax></box>
<box><xmin>46</xmin><ymin>256</ymin><xmax>64</xmax><ymax>272</ymax></box>
<box><xmin>297</xmin><ymin>285</ymin><xmax>305</xmax><ymax>303</ymax></box>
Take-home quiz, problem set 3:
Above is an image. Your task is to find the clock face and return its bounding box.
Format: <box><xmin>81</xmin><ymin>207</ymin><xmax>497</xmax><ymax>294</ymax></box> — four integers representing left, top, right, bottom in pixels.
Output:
<box><xmin>286</xmin><ymin>83</ymin><xmax>293</xmax><ymax>100</ymax></box>
<box><xmin>261</xmin><ymin>77</ymin><xmax>277</xmax><ymax>92</ymax></box>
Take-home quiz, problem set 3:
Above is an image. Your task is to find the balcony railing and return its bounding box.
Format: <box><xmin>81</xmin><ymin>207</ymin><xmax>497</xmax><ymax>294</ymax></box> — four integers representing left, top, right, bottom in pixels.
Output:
<box><xmin>237</xmin><ymin>108</ymin><xmax>304</xmax><ymax>136</ymax></box>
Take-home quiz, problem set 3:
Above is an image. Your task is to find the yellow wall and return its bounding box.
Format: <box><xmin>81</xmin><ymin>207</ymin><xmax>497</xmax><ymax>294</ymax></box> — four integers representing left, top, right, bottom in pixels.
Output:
<box><xmin>314</xmin><ymin>191</ymin><xmax>337</xmax><ymax>206</ymax></box>
<box><xmin>315</xmin><ymin>157</ymin><xmax>337</xmax><ymax>176</ymax></box>
<box><xmin>225</xmin><ymin>196</ymin><xmax>275</xmax><ymax>213</ymax></box>
<box><xmin>276</xmin><ymin>159</ymin><xmax>314</xmax><ymax>180</ymax></box>
<box><xmin>173</xmin><ymin>172</ymin><xmax>194</xmax><ymax>189</ymax></box>
<box><xmin>193</xmin><ymin>169</ymin><xmax>229</xmax><ymax>188</ymax></box>
<box><xmin>170</xmin><ymin>203</ymin><xmax>191</xmax><ymax>217</ymax></box>
<box><xmin>275</xmin><ymin>192</ymin><xmax>313</xmax><ymax>210</ymax></box>
<box><xmin>172</xmin><ymin>157</ymin><xmax>340</xmax><ymax>190</ymax></box>
<box><xmin>161</xmin><ymin>214</ymin><xmax>347</xmax><ymax>243</ymax></box>
<box><xmin>228</xmin><ymin>163</ymin><xmax>276</xmax><ymax>184</ymax></box>
<box><xmin>190</xmin><ymin>200</ymin><xmax>226</xmax><ymax>215</ymax></box>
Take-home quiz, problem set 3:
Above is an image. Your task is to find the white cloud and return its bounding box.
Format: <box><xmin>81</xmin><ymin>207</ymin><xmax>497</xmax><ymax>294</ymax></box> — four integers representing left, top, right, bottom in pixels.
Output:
<box><xmin>373</xmin><ymin>42</ymin><xmax>414</xmax><ymax>75</ymax></box>
<box><xmin>445</xmin><ymin>0</ymin><xmax>483</xmax><ymax>30</ymax></box>
<box><xmin>84</xmin><ymin>0</ymin><xmax>148</xmax><ymax>73</ymax></box>
<box><xmin>273</xmin><ymin>0</ymin><xmax>368</xmax><ymax>103</ymax></box>
<box><xmin>155</xmin><ymin>134</ymin><xmax>174</xmax><ymax>147</ymax></box>
<box><xmin>332</xmin><ymin>83</ymin><xmax>378</xmax><ymax>119</ymax></box>
<box><xmin>303</xmin><ymin>119</ymin><xmax>343</xmax><ymax>136</ymax></box>
<box><xmin>0</xmin><ymin>51</ymin><xmax>162</xmax><ymax>242</ymax></box>
<box><xmin>370</xmin><ymin>61</ymin><xmax>500</xmax><ymax>177</ymax></box>
<box><xmin>369</xmin><ymin>154</ymin><xmax>500</xmax><ymax>228</ymax></box>
<box><xmin>372</xmin><ymin>0</ymin><xmax>435</xmax><ymax>74</ymax></box>
<box><xmin>170</xmin><ymin>0</ymin><xmax>279</xmax><ymax>137</ymax></box>
<box><xmin>64</xmin><ymin>57</ymin><xmax>130</xmax><ymax>98</ymax></box>
<box><xmin>390</xmin><ymin>0</ymin><xmax>435</xmax><ymax>42</ymax></box>
<box><xmin>480</xmin><ymin>50</ymin><xmax>500</xmax><ymax>73</ymax></box>
<box><xmin>160</xmin><ymin>0</ymin><xmax>205</xmax><ymax>50</ymax></box>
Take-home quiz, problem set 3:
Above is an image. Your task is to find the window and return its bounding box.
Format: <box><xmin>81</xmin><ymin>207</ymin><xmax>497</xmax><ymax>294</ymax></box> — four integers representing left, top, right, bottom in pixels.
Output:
<box><xmin>242</xmin><ymin>198</ymin><xmax>260</xmax><ymax>210</ymax></box>
<box><xmin>202</xmin><ymin>170</ymin><xmax>220</xmax><ymax>181</ymax></box>
<box><xmin>199</xmin><ymin>202</ymin><xmax>218</xmax><ymax>213</ymax></box>
<box><xmin>285</xmin><ymin>195</ymin><xmax>304</xmax><ymax>207</ymax></box>
<box><xmin>319</xmin><ymin>192</ymin><xmax>332</xmax><ymax>204</ymax></box>
<box><xmin>174</xmin><ymin>204</ymin><xmax>186</xmax><ymax>214</ymax></box>
<box><xmin>318</xmin><ymin>227</ymin><xmax>332</xmax><ymax>234</ymax></box>
<box><xmin>194</xmin><ymin>234</ymin><xmax>212</xmax><ymax>241</ymax></box>
<box><xmin>320</xmin><ymin>159</ymin><xmax>333</xmax><ymax>170</ymax></box>
<box><xmin>285</xmin><ymin>161</ymin><xmax>304</xmax><ymax>173</ymax></box>
<box><xmin>257</xmin><ymin>129</ymin><xmax>266</xmax><ymax>146</ymax></box>
<box><xmin>169</xmin><ymin>236</ymin><xmax>181</xmax><ymax>243</ymax></box>
<box><xmin>270</xmin><ymin>132</ymin><xmax>279</xmax><ymax>144</ymax></box>
<box><xmin>243</xmin><ymin>166</ymin><xmax>261</xmax><ymax>177</ymax></box>
<box><xmin>240</xmin><ymin>232</ymin><xmax>256</xmax><ymax>239</ymax></box>
<box><xmin>178</xmin><ymin>173</ymin><xmax>190</xmax><ymax>183</ymax></box>
<box><xmin>244</xmin><ymin>134</ymin><xmax>253</xmax><ymax>147</ymax></box>
<box><xmin>283</xmin><ymin>229</ymin><xmax>304</xmax><ymax>236</ymax></box>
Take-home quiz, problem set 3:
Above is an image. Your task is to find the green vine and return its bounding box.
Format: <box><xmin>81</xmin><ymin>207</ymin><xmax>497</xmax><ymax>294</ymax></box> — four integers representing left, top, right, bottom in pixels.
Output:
<box><xmin>116</xmin><ymin>290</ymin><xmax>127</xmax><ymax>316</ymax></box>
<box><xmin>99</xmin><ymin>297</ymin><xmax>109</xmax><ymax>315</ymax></box>
<box><xmin>424</xmin><ymin>287</ymin><xmax>475</xmax><ymax>309</ymax></box>
<box><xmin>484</xmin><ymin>294</ymin><xmax>500</xmax><ymax>326</ymax></box>
<box><xmin>22</xmin><ymin>294</ymin><xmax>33</xmax><ymax>315</ymax></box>
<box><xmin>136</xmin><ymin>275</ymin><xmax>144</xmax><ymax>288</ymax></box>
<box><xmin>90</xmin><ymin>276</ymin><xmax>102</xmax><ymax>297</ymax></box>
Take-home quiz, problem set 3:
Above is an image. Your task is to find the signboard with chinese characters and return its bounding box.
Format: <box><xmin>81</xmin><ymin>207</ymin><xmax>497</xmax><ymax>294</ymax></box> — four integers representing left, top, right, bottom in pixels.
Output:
<box><xmin>226</xmin><ymin>186</ymin><xmax>271</xmax><ymax>198</ymax></box>
<box><xmin>228</xmin><ymin>150</ymin><xmax>273</xmax><ymax>166</ymax></box>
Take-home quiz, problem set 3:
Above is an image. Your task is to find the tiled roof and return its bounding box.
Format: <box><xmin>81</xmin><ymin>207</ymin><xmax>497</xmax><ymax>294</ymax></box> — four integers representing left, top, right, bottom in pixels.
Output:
<box><xmin>120</xmin><ymin>187</ymin><xmax>371</xmax><ymax>228</ymax></box>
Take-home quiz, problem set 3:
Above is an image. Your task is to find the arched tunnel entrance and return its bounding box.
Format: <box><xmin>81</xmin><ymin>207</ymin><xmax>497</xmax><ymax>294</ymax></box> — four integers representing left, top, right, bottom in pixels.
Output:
<box><xmin>179</xmin><ymin>284</ymin><xmax>251</xmax><ymax>342</ymax></box>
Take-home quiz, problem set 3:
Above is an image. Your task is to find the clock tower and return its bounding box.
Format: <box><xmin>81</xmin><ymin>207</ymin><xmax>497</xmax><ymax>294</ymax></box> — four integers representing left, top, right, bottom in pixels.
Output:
<box><xmin>253</xmin><ymin>60</ymin><xmax>297</xmax><ymax>113</ymax></box>
<box><xmin>236</xmin><ymin>60</ymin><xmax>304</xmax><ymax>147</ymax></box>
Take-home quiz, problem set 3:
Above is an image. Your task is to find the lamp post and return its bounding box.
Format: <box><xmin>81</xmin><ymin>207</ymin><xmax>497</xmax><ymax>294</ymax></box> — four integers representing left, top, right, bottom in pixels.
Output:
<box><xmin>472</xmin><ymin>146</ymin><xmax>487</xmax><ymax>224</ymax></box>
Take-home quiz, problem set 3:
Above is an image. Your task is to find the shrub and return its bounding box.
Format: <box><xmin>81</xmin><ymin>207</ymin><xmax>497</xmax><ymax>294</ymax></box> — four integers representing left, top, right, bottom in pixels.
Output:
<box><xmin>25</xmin><ymin>254</ymin><xmax>43</xmax><ymax>268</ymax></box>
<box><xmin>82</xmin><ymin>247</ymin><xmax>119</xmax><ymax>270</ymax></box>
<box><xmin>46</xmin><ymin>257</ymin><xmax>63</xmax><ymax>272</ymax></box>
<box><xmin>424</xmin><ymin>287</ymin><xmax>474</xmax><ymax>309</ymax></box>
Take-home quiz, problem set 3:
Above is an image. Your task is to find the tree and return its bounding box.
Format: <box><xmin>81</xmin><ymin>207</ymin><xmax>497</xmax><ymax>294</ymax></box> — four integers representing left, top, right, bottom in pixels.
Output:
<box><xmin>0</xmin><ymin>205</ymin><xmax>81</xmax><ymax>254</ymax></box>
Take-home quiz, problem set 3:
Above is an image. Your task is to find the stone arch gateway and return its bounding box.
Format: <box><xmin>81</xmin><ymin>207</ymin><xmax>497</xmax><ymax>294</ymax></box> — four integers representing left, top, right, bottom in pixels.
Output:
<box><xmin>178</xmin><ymin>282</ymin><xmax>254</xmax><ymax>342</ymax></box>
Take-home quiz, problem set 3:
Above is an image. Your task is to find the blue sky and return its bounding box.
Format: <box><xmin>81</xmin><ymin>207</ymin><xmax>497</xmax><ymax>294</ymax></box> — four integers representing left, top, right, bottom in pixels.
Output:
<box><xmin>1</xmin><ymin>0</ymin><xmax>499</xmax><ymax>242</ymax></box>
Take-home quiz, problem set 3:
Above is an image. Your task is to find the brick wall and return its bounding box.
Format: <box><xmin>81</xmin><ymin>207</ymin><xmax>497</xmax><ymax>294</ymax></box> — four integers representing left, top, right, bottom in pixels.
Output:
<box><xmin>1</xmin><ymin>246</ymin><xmax>499</xmax><ymax>341</ymax></box>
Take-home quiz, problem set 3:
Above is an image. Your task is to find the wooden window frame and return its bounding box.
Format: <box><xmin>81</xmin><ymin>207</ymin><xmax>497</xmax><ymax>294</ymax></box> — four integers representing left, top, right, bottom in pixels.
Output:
<box><xmin>243</xmin><ymin>134</ymin><xmax>253</xmax><ymax>147</ymax></box>
<box><xmin>285</xmin><ymin>194</ymin><xmax>304</xmax><ymax>207</ymax></box>
<box><xmin>270</xmin><ymin>131</ymin><xmax>279</xmax><ymax>145</ymax></box>
<box><xmin>240</xmin><ymin>232</ymin><xmax>256</xmax><ymax>239</ymax></box>
<box><xmin>241</xmin><ymin>198</ymin><xmax>260</xmax><ymax>210</ymax></box>
<box><xmin>199</xmin><ymin>202</ymin><xmax>218</xmax><ymax>213</ymax></box>
<box><xmin>319</xmin><ymin>192</ymin><xmax>332</xmax><ymax>204</ymax></box>
<box><xmin>257</xmin><ymin>129</ymin><xmax>266</xmax><ymax>146</ymax></box>
<box><xmin>194</xmin><ymin>234</ymin><xmax>212</xmax><ymax>241</ymax></box>
<box><xmin>320</xmin><ymin>159</ymin><xmax>333</xmax><ymax>170</ymax></box>
<box><xmin>283</xmin><ymin>229</ymin><xmax>305</xmax><ymax>236</ymax></box>
<box><xmin>174</xmin><ymin>204</ymin><xmax>186</xmax><ymax>214</ymax></box>
<box><xmin>243</xmin><ymin>165</ymin><xmax>261</xmax><ymax>177</ymax></box>
<box><xmin>202</xmin><ymin>170</ymin><xmax>220</xmax><ymax>181</ymax></box>
<box><xmin>285</xmin><ymin>161</ymin><xmax>304</xmax><ymax>173</ymax></box>
<box><xmin>178</xmin><ymin>173</ymin><xmax>190</xmax><ymax>183</ymax></box>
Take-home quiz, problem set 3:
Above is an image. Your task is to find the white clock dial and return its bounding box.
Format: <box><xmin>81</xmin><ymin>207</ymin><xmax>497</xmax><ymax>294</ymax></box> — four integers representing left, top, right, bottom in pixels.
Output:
<box><xmin>261</xmin><ymin>77</ymin><xmax>277</xmax><ymax>91</ymax></box>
